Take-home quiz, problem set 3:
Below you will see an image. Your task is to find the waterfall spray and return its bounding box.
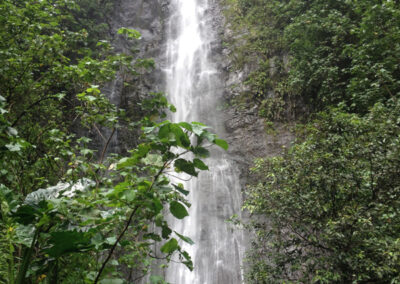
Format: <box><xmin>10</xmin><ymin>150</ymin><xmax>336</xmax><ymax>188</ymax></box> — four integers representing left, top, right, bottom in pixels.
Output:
<box><xmin>163</xmin><ymin>0</ymin><xmax>245</xmax><ymax>283</ymax></box>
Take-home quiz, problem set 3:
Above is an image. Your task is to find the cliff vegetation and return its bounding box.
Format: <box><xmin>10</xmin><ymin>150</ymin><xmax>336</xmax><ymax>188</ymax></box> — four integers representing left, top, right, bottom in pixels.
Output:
<box><xmin>223</xmin><ymin>0</ymin><xmax>400</xmax><ymax>282</ymax></box>
<box><xmin>0</xmin><ymin>1</ymin><xmax>227</xmax><ymax>283</ymax></box>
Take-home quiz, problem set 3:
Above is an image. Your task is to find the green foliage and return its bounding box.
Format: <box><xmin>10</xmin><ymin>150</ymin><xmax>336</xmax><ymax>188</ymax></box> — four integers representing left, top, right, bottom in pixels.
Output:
<box><xmin>0</xmin><ymin>0</ymin><xmax>130</xmax><ymax>198</ymax></box>
<box><xmin>244</xmin><ymin>100</ymin><xmax>400</xmax><ymax>283</ymax></box>
<box><xmin>285</xmin><ymin>0</ymin><xmax>400</xmax><ymax>113</ymax></box>
<box><xmin>117</xmin><ymin>27</ymin><xmax>142</xmax><ymax>40</ymax></box>
<box><xmin>0</xmin><ymin>0</ymin><xmax>229</xmax><ymax>283</ymax></box>
<box><xmin>4</xmin><ymin>119</ymin><xmax>224</xmax><ymax>283</ymax></box>
<box><xmin>169</xmin><ymin>201</ymin><xmax>189</xmax><ymax>220</ymax></box>
<box><xmin>224</xmin><ymin>0</ymin><xmax>400</xmax><ymax>282</ymax></box>
<box><xmin>223</xmin><ymin>0</ymin><xmax>400</xmax><ymax>119</ymax></box>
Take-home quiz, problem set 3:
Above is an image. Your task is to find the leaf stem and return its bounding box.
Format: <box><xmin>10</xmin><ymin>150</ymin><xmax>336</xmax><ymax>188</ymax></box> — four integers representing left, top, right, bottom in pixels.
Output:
<box><xmin>16</xmin><ymin>228</ymin><xmax>40</xmax><ymax>284</ymax></box>
<box><xmin>93</xmin><ymin>160</ymin><xmax>168</xmax><ymax>283</ymax></box>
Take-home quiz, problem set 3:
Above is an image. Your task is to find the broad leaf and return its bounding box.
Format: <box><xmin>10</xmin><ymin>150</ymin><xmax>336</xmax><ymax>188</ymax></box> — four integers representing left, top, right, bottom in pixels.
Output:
<box><xmin>178</xmin><ymin>122</ymin><xmax>192</xmax><ymax>131</ymax></box>
<box><xmin>47</xmin><ymin>231</ymin><xmax>92</xmax><ymax>257</ymax></box>
<box><xmin>174</xmin><ymin>159</ymin><xmax>197</xmax><ymax>176</ymax></box>
<box><xmin>170</xmin><ymin>201</ymin><xmax>189</xmax><ymax>219</ymax></box>
<box><xmin>192</xmin><ymin>146</ymin><xmax>210</xmax><ymax>158</ymax></box>
<box><xmin>173</xmin><ymin>183</ymin><xmax>189</xmax><ymax>196</ymax></box>
<box><xmin>214</xmin><ymin>138</ymin><xmax>229</xmax><ymax>150</ymax></box>
<box><xmin>193</xmin><ymin>158</ymin><xmax>208</xmax><ymax>170</ymax></box>
<box><xmin>161</xmin><ymin>224</ymin><xmax>172</xmax><ymax>239</ymax></box>
<box><xmin>160</xmin><ymin>238</ymin><xmax>179</xmax><ymax>254</ymax></box>
<box><xmin>175</xmin><ymin>231</ymin><xmax>194</xmax><ymax>245</ymax></box>
<box><xmin>12</xmin><ymin>205</ymin><xmax>39</xmax><ymax>225</ymax></box>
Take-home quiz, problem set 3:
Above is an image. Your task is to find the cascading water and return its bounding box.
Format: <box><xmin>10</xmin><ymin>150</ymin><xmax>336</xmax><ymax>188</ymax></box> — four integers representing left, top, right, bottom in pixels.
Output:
<box><xmin>163</xmin><ymin>0</ymin><xmax>245</xmax><ymax>283</ymax></box>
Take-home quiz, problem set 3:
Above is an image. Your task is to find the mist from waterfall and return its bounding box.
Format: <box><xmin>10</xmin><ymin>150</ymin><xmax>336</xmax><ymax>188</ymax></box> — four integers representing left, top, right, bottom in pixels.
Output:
<box><xmin>163</xmin><ymin>0</ymin><xmax>245</xmax><ymax>283</ymax></box>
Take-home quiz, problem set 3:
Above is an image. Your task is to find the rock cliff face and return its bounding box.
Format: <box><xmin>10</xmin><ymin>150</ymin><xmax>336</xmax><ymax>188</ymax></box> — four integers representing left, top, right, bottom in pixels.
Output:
<box><xmin>108</xmin><ymin>0</ymin><xmax>294</xmax><ymax>186</ymax></box>
<box><xmin>215</xmin><ymin>2</ymin><xmax>295</xmax><ymax>184</ymax></box>
<box><xmin>204</xmin><ymin>2</ymin><xmax>269</xmax><ymax>184</ymax></box>
<box><xmin>105</xmin><ymin>0</ymin><xmax>169</xmax><ymax>151</ymax></box>
<box><xmin>106</xmin><ymin>0</ymin><xmax>294</xmax><ymax>280</ymax></box>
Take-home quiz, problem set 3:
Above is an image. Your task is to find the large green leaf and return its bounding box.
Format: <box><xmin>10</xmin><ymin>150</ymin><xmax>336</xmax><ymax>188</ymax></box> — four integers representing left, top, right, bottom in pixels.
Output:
<box><xmin>192</xmin><ymin>146</ymin><xmax>210</xmax><ymax>158</ymax></box>
<box><xmin>174</xmin><ymin>158</ymin><xmax>198</xmax><ymax>176</ymax></box>
<box><xmin>117</xmin><ymin>157</ymin><xmax>137</xmax><ymax>169</ymax></box>
<box><xmin>152</xmin><ymin>198</ymin><xmax>163</xmax><ymax>214</ymax></box>
<box><xmin>190</xmin><ymin>122</ymin><xmax>208</xmax><ymax>136</ymax></box>
<box><xmin>142</xmin><ymin>153</ymin><xmax>163</xmax><ymax>167</ymax></box>
<box><xmin>47</xmin><ymin>231</ymin><xmax>92</xmax><ymax>257</ymax></box>
<box><xmin>175</xmin><ymin>231</ymin><xmax>194</xmax><ymax>245</ymax></box>
<box><xmin>214</xmin><ymin>138</ymin><xmax>229</xmax><ymax>150</ymax></box>
<box><xmin>158</xmin><ymin>123</ymin><xmax>190</xmax><ymax>147</ymax></box>
<box><xmin>160</xmin><ymin>238</ymin><xmax>178</xmax><ymax>254</ymax></box>
<box><xmin>158</xmin><ymin>124</ymin><xmax>172</xmax><ymax>140</ymax></box>
<box><xmin>178</xmin><ymin>122</ymin><xmax>192</xmax><ymax>131</ymax></box>
<box><xmin>161</xmin><ymin>224</ymin><xmax>172</xmax><ymax>239</ymax></box>
<box><xmin>170</xmin><ymin>124</ymin><xmax>190</xmax><ymax>147</ymax></box>
<box><xmin>14</xmin><ymin>225</ymin><xmax>35</xmax><ymax>247</ymax></box>
<box><xmin>169</xmin><ymin>201</ymin><xmax>189</xmax><ymax>219</ymax></box>
<box><xmin>12</xmin><ymin>205</ymin><xmax>39</xmax><ymax>225</ymax></box>
<box><xmin>193</xmin><ymin>158</ymin><xmax>209</xmax><ymax>170</ymax></box>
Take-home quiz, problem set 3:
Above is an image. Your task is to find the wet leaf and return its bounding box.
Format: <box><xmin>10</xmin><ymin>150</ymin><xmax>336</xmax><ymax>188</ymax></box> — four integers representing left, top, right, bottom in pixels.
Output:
<box><xmin>214</xmin><ymin>138</ymin><xmax>228</xmax><ymax>150</ymax></box>
<box><xmin>170</xmin><ymin>201</ymin><xmax>189</xmax><ymax>219</ymax></box>
<box><xmin>174</xmin><ymin>159</ymin><xmax>197</xmax><ymax>176</ymax></box>
<box><xmin>175</xmin><ymin>231</ymin><xmax>194</xmax><ymax>245</ymax></box>
<box><xmin>160</xmin><ymin>238</ymin><xmax>178</xmax><ymax>254</ymax></box>
<box><xmin>193</xmin><ymin>158</ymin><xmax>208</xmax><ymax>170</ymax></box>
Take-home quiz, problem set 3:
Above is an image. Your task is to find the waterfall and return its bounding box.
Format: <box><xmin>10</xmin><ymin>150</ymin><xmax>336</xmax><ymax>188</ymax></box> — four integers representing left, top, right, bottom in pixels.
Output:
<box><xmin>163</xmin><ymin>0</ymin><xmax>245</xmax><ymax>283</ymax></box>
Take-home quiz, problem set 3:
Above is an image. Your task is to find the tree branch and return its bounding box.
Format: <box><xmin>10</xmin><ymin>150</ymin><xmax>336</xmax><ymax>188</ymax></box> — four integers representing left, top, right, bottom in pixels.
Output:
<box><xmin>99</xmin><ymin>127</ymin><xmax>116</xmax><ymax>165</ymax></box>
<box><xmin>94</xmin><ymin>159</ymin><xmax>169</xmax><ymax>283</ymax></box>
<box><xmin>11</xmin><ymin>96</ymin><xmax>59</xmax><ymax>127</ymax></box>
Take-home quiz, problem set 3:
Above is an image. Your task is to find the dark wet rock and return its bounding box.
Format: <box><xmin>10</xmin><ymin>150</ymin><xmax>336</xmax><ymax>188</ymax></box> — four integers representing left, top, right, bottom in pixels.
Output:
<box><xmin>102</xmin><ymin>0</ymin><xmax>295</xmax><ymax>281</ymax></box>
<box><xmin>106</xmin><ymin>0</ymin><xmax>169</xmax><ymax>151</ymax></box>
<box><xmin>104</xmin><ymin>0</ymin><xmax>295</xmax><ymax>184</ymax></box>
<box><xmin>215</xmin><ymin>0</ymin><xmax>295</xmax><ymax>182</ymax></box>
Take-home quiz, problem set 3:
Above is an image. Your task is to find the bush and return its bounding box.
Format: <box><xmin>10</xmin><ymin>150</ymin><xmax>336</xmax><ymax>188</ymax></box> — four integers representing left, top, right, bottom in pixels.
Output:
<box><xmin>223</xmin><ymin>0</ymin><xmax>400</xmax><ymax>118</ymax></box>
<box><xmin>244</xmin><ymin>100</ymin><xmax>400</xmax><ymax>283</ymax></box>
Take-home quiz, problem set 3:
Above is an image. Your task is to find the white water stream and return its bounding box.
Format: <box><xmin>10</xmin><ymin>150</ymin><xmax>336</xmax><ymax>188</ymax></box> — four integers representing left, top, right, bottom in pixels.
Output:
<box><xmin>163</xmin><ymin>0</ymin><xmax>244</xmax><ymax>283</ymax></box>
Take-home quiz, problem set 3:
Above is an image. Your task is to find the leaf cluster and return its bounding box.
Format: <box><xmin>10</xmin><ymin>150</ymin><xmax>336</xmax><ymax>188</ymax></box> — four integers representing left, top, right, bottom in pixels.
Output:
<box><xmin>223</xmin><ymin>0</ymin><xmax>400</xmax><ymax>119</ymax></box>
<box><xmin>244</xmin><ymin>100</ymin><xmax>400</xmax><ymax>283</ymax></box>
<box><xmin>223</xmin><ymin>0</ymin><xmax>400</xmax><ymax>282</ymax></box>
<box><xmin>0</xmin><ymin>0</ymin><xmax>230</xmax><ymax>283</ymax></box>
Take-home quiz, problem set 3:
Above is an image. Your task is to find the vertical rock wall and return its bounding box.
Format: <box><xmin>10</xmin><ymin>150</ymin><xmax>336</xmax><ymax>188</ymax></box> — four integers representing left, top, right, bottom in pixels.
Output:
<box><xmin>108</xmin><ymin>0</ymin><xmax>293</xmax><ymax>176</ymax></box>
<box><xmin>106</xmin><ymin>0</ymin><xmax>169</xmax><ymax>151</ymax></box>
<box><xmin>216</xmin><ymin>0</ymin><xmax>295</xmax><ymax>184</ymax></box>
<box><xmin>107</xmin><ymin>0</ymin><xmax>294</xmax><ymax>280</ymax></box>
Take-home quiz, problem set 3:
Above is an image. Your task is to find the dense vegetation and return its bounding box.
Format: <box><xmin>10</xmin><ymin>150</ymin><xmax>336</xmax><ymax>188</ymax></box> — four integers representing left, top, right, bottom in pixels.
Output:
<box><xmin>0</xmin><ymin>0</ymin><xmax>227</xmax><ymax>283</ymax></box>
<box><xmin>3</xmin><ymin>0</ymin><xmax>400</xmax><ymax>283</ymax></box>
<box><xmin>245</xmin><ymin>103</ymin><xmax>400</xmax><ymax>283</ymax></box>
<box><xmin>224</xmin><ymin>0</ymin><xmax>400</xmax><ymax>282</ymax></box>
<box><xmin>224</xmin><ymin>0</ymin><xmax>400</xmax><ymax>119</ymax></box>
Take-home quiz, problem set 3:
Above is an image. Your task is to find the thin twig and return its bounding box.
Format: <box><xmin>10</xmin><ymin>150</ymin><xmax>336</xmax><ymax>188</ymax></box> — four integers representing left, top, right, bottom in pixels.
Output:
<box><xmin>93</xmin><ymin>160</ymin><xmax>169</xmax><ymax>283</ymax></box>
<box><xmin>164</xmin><ymin>172</ymin><xmax>194</xmax><ymax>182</ymax></box>
<box><xmin>94</xmin><ymin>123</ymin><xmax>107</xmax><ymax>142</ymax></box>
<box><xmin>93</xmin><ymin>205</ymin><xmax>141</xmax><ymax>284</ymax></box>
<box><xmin>148</xmin><ymin>254</ymin><xmax>181</xmax><ymax>264</ymax></box>
<box><xmin>99</xmin><ymin>127</ymin><xmax>116</xmax><ymax>165</ymax></box>
<box><xmin>131</xmin><ymin>273</ymin><xmax>147</xmax><ymax>283</ymax></box>
<box><xmin>11</xmin><ymin>96</ymin><xmax>58</xmax><ymax>127</ymax></box>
